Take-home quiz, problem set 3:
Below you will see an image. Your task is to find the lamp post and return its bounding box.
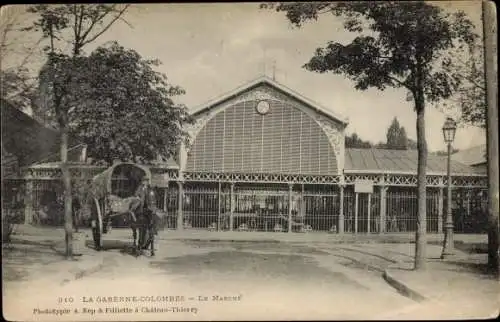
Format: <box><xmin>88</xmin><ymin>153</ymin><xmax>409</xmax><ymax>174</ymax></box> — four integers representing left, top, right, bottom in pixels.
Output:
<box><xmin>441</xmin><ymin>117</ymin><xmax>457</xmax><ymax>259</ymax></box>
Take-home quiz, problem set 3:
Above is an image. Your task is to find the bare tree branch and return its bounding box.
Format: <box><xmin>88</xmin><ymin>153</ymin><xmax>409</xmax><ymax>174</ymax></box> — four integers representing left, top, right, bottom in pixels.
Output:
<box><xmin>386</xmin><ymin>75</ymin><xmax>410</xmax><ymax>89</ymax></box>
<box><xmin>72</xmin><ymin>5</ymin><xmax>78</xmax><ymax>42</ymax></box>
<box><xmin>0</xmin><ymin>8</ymin><xmax>23</xmax><ymax>54</ymax></box>
<box><xmin>118</xmin><ymin>15</ymin><xmax>134</xmax><ymax>29</ymax></box>
<box><xmin>80</xmin><ymin>4</ymin><xmax>130</xmax><ymax>47</ymax></box>
<box><xmin>465</xmin><ymin>75</ymin><xmax>486</xmax><ymax>91</ymax></box>
<box><xmin>77</xmin><ymin>5</ymin><xmax>85</xmax><ymax>37</ymax></box>
<box><xmin>77</xmin><ymin>5</ymin><xmax>115</xmax><ymax>41</ymax></box>
<box><xmin>17</xmin><ymin>35</ymin><xmax>43</xmax><ymax>68</ymax></box>
<box><xmin>1</xmin><ymin>21</ymin><xmax>14</xmax><ymax>51</ymax></box>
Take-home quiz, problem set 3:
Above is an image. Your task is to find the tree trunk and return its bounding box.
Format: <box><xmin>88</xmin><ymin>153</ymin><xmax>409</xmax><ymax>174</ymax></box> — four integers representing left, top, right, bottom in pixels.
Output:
<box><xmin>483</xmin><ymin>1</ymin><xmax>499</xmax><ymax>275</ymax></box>
<box><xmin>61</xmin><ymin>127</ymin><xmax>73</xmax><ymax>259</ymax></box>
<box><xmin>414</xmin><ymin>93</ymin><xmax>428</xmax><ymax>271</ymax></box>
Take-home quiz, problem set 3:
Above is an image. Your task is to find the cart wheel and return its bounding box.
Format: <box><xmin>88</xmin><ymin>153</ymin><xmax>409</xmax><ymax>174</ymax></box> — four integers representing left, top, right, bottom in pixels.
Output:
<box><xmin>91</xmin><ymin>198</ymin><xmax>103</xmax><ymax>251</ymax></box>
<box><xmin>92</xmin><ymin>224</ymin><xmax>102</xmax><ymax>251</ymax></box>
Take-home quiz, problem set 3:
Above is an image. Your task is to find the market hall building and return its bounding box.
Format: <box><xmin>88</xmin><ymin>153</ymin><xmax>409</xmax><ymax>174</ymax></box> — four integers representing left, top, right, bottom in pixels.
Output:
<box><xmin>3</xmin><ymin>77</ymin><xmax>488</xmax><ymax>234</ymax></box>
<box><xmin>167</xmin><ymin>76</ymin><xmax>488</xmax><ymax>234</ymax></box>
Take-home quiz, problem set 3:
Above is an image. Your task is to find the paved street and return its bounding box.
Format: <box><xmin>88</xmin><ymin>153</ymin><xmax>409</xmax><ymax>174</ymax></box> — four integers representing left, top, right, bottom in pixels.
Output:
<box><xmin>12</xmin><ymin>225</ymin><xmax>490</xmax><ymax>245</ymax></box>
<box><xmin>3</xmin><ymin>231</ymin><xmax>498</xmax><ymax>321</ymax></box>
<box><xmin>4</xmin><ymin>238</ymin><xmax>417</xmax><ymax>321</ymax></box>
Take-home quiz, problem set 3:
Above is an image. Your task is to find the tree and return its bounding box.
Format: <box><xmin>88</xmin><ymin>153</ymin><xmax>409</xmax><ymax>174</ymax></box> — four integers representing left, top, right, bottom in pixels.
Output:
<box><xmin>1</xmin><ymin>69</ymin><xmax>36</xmax><ymax>110</ymax></box>
<box><xmin>67</xmin><ymin>42</ymin><xmax>193</xmax><ymax>165</ymax></box>
<box><xmin>1</xmin><ymin>6</ymin><xmax>42</xmax><ymax>110</ymax></box>
<box><xmin>386</xmin><ymin>117</ymin><xmax>408</xmax><ymax>150</ymax></box>
<box><xmin>345</xmin><ymin>132</ymin><xmax>372</xmax><ymax>148</ymax></box>
<box><xmin>265</xmin><ymin>2</ymin><xmax>478</xmax><ymax>270</ymax></box>
<box><xmin>24</xmin><ymin>4</ymin><xmax>130</xmax><ymax>258</ymax></box>
<box><xmin>442</xmin><ymin>40</ymin><xmax>486</xmax><ymax>128</ymax></box>
<box><xmin>482</xmin><ymin>1</ymin><xmax>499</xmax><ymax>275</ymax></box>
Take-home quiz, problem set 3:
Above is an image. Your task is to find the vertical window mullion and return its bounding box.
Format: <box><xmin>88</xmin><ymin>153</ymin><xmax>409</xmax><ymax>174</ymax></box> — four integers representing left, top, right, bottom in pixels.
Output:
<box><xmin>242</xmin><ymin>103</ymin><xmax>245</xmax><ymax>171</ymax></box>
<box><xmin>232</xmin><ymin>104</ymin><xmax>236</xmax><ymax>172</ymax></box>
<box><xmin>261</xmin><ymin>114</ymin><xmax>264</xmax><ymax>172</ymax></box>
<box><xmin>213</xmin><ymin>116</ymin><xmax>217</xmax><ymax>172</ymax></box>
<box><xmin>280</xmin><ymin>103</ymin><xmax>283</xmax><ymax>173</ymax></box>
<box><xmin>250</xmin><ymin>105</ymin><xmax>255</xmax><ymax>172</ymax></box>
<box><xmin>309</xmin><ymin>118</ymin><xmax>313</xmax><ymax>174</ymax></box>
<box><xmin>202</xmin><ymin>121</ymin><xmax>207</xmax><ymax>171</ymax></box>
<box><xmin>222</xmin><ymin>110</ymin><xmax>226</xmax><ymax>172</ymax></box>
<box><xmin>318</xmin><ymin>128</ymin><xmax>322</xmax><ymax>174</ymax></box>
<box><xmin>299</xmin><ymin>112</ymin><xmax>303</xmax><ymax>174</ymax></box>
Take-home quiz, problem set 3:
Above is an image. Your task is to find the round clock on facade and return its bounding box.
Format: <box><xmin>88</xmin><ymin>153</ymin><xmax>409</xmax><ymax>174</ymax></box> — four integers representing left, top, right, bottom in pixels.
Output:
<box><xmin>256</xmin><ymin>100</ymin><xmax>270</xmax><ymax>115</ymax></box>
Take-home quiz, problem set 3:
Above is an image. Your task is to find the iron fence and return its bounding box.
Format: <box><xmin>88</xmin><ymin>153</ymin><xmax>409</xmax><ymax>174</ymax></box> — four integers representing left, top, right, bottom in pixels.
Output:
<box><xmin>370</xmin><ymin>191</ymin><xmax>381</xmax><ymax>233</ymax></box>
<box><xmin>158</xmin><ymin>183</ymin><xmax>179</xmax><ymax>229</ymax></box>
<box><xmin>32</xmin><ymin>179</ymin><xmax>64</xmax><ymax>226</ymax></box>
<box><xmin>183</xmin><ymin>185</ymin><xmax>219</xmax><ymax>229</ymax></box>
<box><xmin>229</xmin><ymin>187</ymin><xmax>291</xmax><ymax>232</ymax></box>
<box><xmin>0</xmin><ymin>177</ymin><xmax>491</xmax><ymax>234</ymax></box>
<box><xmin>444</xmin><ymin>188</ymin><xmax>488</xmax><ymax>233</ymax></box>
<box><xmin>1</xmin><ymin>179</ymin><xmax>25</xmax><ymax>224</ymax></box>
<box><xmin>427</xmin><ymin>190</ymin><xmax>440</xmax><ymax>233</ymax></box>
<box><xmin>386</xmin><ymin>188</ymin><xmax>441</xmax><ymax>233</ymax></box>
<box><xmin>355</xmin><ymin>191</ymin><xmax>381</xmax><ymax>233</ymax></box>
<box><xmin>344</xmin><ymin>188</ymin><xmax>355</xmax><ymax>233</ymax></box>
<box><xmin>303</xmin><ymin>190</ymin><xmax>339</xmax><ymax>232</ymax></box>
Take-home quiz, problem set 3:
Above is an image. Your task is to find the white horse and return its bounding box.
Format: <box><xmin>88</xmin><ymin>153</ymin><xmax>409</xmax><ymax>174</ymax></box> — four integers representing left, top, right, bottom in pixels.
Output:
<box><xmin>104</xmin><ymin>182</ymin><xmax>166</xmax><ymax>255</ymax></box>
<box><xmin>104</xmin><ymin>193</ymin><xmax>144</xmax><ymax>247</ymax></box>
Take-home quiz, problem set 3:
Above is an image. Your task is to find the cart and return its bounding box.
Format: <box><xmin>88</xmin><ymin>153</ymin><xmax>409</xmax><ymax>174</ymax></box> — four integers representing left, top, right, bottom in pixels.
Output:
<box><xmin>89</xmin><ymin>162</ymin><xmax>152</xmax><ymax>250</ymax></box>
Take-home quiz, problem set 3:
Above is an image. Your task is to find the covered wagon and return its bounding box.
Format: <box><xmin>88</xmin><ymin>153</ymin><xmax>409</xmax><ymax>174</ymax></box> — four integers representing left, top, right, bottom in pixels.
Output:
<box><xmin>89</xmin><ymin>162</ymin><xmax>152</xmax><ymax>249</ymax></box>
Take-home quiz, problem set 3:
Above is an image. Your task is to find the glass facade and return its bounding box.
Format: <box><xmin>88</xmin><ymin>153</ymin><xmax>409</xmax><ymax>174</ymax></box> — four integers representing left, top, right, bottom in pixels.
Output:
<box><xmin>186</xmin><ymin>99</ymin><xmax>338</xmax><ymax>175</ymax></box>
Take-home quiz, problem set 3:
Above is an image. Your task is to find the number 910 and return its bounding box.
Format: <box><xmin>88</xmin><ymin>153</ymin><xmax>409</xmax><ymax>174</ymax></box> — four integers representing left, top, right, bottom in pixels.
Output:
<box><xmin>58</xmin><ymin>297</ymin><xmax>74</xmax><ymax>303</ymax></box>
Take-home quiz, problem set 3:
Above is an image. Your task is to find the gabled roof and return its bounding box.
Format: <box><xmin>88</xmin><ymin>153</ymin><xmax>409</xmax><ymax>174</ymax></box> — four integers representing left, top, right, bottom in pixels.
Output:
<box><xmin>451</xmin><ymin>144</ymin><xmax>487</xmax><ymax>166</ymax></box>
<box><xmin>345</xmin><ymin>148</ymin><xmax>483</xmax><ymax>176</ymax></box>
<box><xmin>190</xmin><ymin>76</ymin><xmax>349</xmax><ymax>126</ymax></box>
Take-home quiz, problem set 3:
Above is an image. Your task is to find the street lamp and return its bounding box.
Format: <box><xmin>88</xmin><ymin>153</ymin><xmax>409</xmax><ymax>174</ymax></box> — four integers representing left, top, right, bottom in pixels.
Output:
<box><xmin>441</xmin><ymin>117</ymin><xmax>457</xmax><ymax>259</ymax></box>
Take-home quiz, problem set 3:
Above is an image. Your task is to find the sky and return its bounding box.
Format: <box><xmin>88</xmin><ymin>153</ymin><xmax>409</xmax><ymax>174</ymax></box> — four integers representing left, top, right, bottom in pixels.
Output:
<box><xmin>1</xmin><ymin>2</ymin><xmax>486</xmax><ymax>152</ymax></box>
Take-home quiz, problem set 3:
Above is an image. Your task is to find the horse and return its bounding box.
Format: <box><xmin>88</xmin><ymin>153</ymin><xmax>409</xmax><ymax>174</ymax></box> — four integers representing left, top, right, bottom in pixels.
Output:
<box><xmin>99</xmin><ymin>178</ymin><xmax>166</xmax><ymax>256</ymax></box>
<box><xmin>101</xmin><ymin>180</ymin><xmax>149</xmax><ymax>247</ymax></box>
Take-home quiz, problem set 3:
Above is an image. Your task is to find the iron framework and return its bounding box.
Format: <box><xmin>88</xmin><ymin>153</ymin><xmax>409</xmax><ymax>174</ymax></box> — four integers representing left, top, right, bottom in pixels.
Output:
<box><xmin>181</xmin><ymin>171</ymin><xmax>487</xmax><ymax>188</ymax></box>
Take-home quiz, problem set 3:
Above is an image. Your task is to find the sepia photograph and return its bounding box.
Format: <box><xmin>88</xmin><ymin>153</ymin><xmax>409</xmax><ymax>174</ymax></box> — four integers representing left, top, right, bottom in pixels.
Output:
<box><xmin>1</xmin><ymin>1</ymin><xmax>498</xmax><ymax>321</ymax></box>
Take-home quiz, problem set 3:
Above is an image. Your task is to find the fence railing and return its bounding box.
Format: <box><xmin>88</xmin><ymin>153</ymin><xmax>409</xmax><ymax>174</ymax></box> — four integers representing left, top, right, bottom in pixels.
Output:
<box><xmin>2</xmin><ymin>177</ymin><xmax>489</xmax><ymax>234</ymax></box>
<box><xmin>386</xmin><ymin>190</ymin><xmax>440</xmax><ymax>233</ymax></box>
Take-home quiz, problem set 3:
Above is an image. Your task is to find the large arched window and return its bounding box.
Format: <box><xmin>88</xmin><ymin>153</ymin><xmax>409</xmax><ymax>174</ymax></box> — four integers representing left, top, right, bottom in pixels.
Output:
<box><xmin>186</xmin><ymin>99</ymin><xmax>338</xmax><ymax>175</ymax></box>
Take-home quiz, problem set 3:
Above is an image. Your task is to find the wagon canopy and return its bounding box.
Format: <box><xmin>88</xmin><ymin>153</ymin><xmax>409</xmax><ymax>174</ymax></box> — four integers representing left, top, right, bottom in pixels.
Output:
<box><xmin>90</xmin><ymin>162</ymin><xmax>152</xmax><ymax>199</ymax></box>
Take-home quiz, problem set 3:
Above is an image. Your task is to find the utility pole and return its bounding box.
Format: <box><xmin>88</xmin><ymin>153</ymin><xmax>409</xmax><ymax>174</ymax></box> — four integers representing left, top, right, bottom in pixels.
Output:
<box><xmin>483</xmin><ymin>0</ymin><xmax>499</xmax><ymax>275</ymax></box>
